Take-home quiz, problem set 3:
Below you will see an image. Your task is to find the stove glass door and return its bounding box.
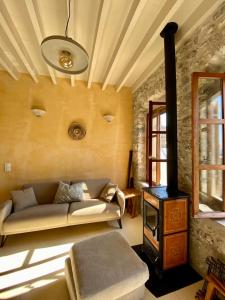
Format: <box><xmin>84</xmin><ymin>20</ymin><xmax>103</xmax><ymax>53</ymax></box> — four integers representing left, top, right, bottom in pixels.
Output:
<box><xmin>144</xmin><ymin>201</ymin><xmax>159</xmax><ymax>242</ymax></box>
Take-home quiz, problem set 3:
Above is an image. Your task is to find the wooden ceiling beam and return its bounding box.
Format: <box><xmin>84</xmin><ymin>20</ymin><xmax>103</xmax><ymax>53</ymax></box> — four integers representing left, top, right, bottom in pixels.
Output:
<box><xmin>102</xmin><ymin>0</ymin><xmax>148</xmax><ymax>91</ymax></box>
<box><xmin>132</xmin><ymin>51</ymin><xmax>163</xmax><ymax>92</ymax></box>
<box><xmin>24</xmin><ymin>0</ymin><xmax>57</xmax><ymax>85</ymax></box>
<box><xmin>87</xmin><ymin>0</ymin><xmax>111</xmax><ymax>89</ymax></box>
<box><xmin>132</xmin><ymin>0</ymin><xmax>224</xmax><ymax>92</ymax></box>
<box><xmin>116</xmin><ymin>0</ymin><xmax>183</xmax><ymax>92</ymax></box>
<box><xmin>0</xmin><ymin>0</ymin><xmax>38</xmax><ymax>75</ymax></box>
<box><xmin>0</xmin><ymin>11</ymin><xmax>38</xmax><ymax>83</ymax></box>
<box><xmin>0</xmin><ymin>47</ymin><xmax>19</xmax><ymax>80</ymax></box>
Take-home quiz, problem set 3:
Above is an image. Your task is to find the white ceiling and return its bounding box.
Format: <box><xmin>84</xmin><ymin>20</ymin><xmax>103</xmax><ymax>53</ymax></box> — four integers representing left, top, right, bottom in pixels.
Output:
<box><xmin>0</xmin><ymin>0</ymin><xmax>223</xmax><ymax>91</ymax></box>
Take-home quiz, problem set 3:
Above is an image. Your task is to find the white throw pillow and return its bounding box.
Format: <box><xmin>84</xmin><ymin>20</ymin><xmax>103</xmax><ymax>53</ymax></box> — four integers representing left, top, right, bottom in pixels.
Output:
<box><xmin>11</xmin><ymin>187</ymin><xmax>38</xmax><ymax>212</ymax></box>
<box><xmin>100</xmin><ymin>182</ymin><xmax>118</xmax><ymax>203</ymax></box>
<box><xmin>54</xmin><ymin>181</ymin><xmax>84</xmax><ymax>204</ymax></box>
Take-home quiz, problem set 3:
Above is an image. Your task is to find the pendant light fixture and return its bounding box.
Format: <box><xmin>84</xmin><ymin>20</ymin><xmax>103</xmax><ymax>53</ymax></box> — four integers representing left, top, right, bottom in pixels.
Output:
<box><xmin>41</xmin><ymin>0</ymin><xmax>88</xmax><ymax>74</ymax></box>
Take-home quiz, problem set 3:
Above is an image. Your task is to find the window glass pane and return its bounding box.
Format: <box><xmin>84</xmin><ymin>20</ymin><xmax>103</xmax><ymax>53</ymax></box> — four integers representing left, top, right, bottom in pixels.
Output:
<box><xmin>152</xmin><ymin>134</ymin><xmax>167</xmax><ymax>159</ymax></box>
<box><xmin>152</xmin><ymin>136</ymin><xmax>156</xmax><ymax>158</ymax></box>
<box><xmin>199</xmin><ymin>124</ymin><xmax>223</xmax><ymax>164</ymax></box>
<box><xmin>160</xmin><ymin>113</ymin><xmax>167</xmax><ymax>131</ymax></box>
<box><xmin>152</xmin><ymin>162</ymin><xmax>167</xmax><ymax>185</ymax></box>
<box><xmin>199</xmin><ymin>78</ymin><xmax>223</xmax><ymax>119</ymax></box>
<box><xmin>199</xmin><ymin>170</ymin><xmax>223</xmax><ymax>211</ymax></box>
<box><xmin>152</xmin><ymin>162</ymin><xmax>156</xmax><ymax>182</ymax></box>
<box><xmin>152</xmin><ymin>117</ymin><xmax>157</xmax><ymax>131</ymax></box>
<box><xmin>160</xmin><ymin>134</ymin><xmax>167</xmax><ymax>159</ymax></box>
<box><xmin>160</xmin><ymin>162</ymin><xmax>167</xmax><ymax>185</ymax></box>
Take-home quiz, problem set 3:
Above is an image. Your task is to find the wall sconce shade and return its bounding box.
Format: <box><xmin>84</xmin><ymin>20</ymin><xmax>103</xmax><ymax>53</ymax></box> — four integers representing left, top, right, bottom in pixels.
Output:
<box><xmin>103</xmin><ymin>114</ymin><xmax>114</xmax><ymax>123</ymax></box>
<box><xmin>31</xmin><ymin>108</ymin><xmax>46</xmax><ymax>117</ymax></box>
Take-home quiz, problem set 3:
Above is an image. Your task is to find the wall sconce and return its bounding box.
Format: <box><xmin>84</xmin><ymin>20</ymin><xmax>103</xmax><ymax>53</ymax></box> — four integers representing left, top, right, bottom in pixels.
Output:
<box><xmin>103</xmin><ymin>114</ymin><xmax>114</xmax><ymax>123</ymax></box>
<box><xmin>31</xmin><ymin>107</ymin><xmax>46</xmax><ymax>117</ymax></box>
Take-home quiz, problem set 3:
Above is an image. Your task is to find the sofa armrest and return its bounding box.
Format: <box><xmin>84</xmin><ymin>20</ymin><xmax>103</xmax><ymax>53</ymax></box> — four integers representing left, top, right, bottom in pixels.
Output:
<box><xmin>115</xmin><ymin>189</ymin><xmax>125</xmax><ymax>216</ymax></box>
<box><xmin>0</xmin><ymin>200</ymin><xmax>12</xmax><ymax>234</ymax></box>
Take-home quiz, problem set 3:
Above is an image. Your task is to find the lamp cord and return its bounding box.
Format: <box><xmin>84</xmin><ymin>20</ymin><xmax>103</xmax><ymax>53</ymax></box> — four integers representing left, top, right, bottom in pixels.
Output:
<box><xmin>65</xmin><ymin>0</ymin><xmax>71</xmax><ymax>37</ymax></box>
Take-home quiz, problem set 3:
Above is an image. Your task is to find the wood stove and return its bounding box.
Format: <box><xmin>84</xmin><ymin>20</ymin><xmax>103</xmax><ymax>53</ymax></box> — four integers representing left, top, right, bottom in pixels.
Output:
<box><xmin>143</xmin><ymin>186</ymin><xmax>189</xmax><ymax>272</ymax></box>
<box><xmin>143</xmin><ymin>22</ymin><xmax>189</xmax><ymax>273</ymax></box>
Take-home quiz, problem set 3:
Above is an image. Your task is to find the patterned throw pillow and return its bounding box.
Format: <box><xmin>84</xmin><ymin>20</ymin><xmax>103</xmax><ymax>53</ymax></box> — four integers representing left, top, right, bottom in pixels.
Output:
<box><xmin>54</xmin><ymin>182</ymin><xmax>84</xmax><ymax>204</ymax></box>
<box><xmin>11</xmin><ymin>187</ymin><xmax>38</xmax><ymax>212</ymax></box>
<box><xmin>100</xmin><ymin>182</ymin><xmax>118</xmax><ymax>203</ymax></box>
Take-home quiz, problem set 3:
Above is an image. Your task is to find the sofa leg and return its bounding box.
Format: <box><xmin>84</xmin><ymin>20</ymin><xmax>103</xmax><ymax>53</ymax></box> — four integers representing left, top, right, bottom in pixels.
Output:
<box><xmin>117</xmin><ymin>219</ymin><xmax>122</xmax><ymax>229</ymax></box>
<box><xmin>0</xmin><ymin>235</ymin><xmax>7</xmax><ymax>247</ymax></box>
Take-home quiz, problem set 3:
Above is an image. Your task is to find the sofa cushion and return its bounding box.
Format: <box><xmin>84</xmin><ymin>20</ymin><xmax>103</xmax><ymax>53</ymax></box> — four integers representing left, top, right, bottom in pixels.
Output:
<box><xmin>68</xmin><ymin>200</ymin><xmax>120</xmax><ymax>225</ymax></box>
<box><xmin>54</xmin><ymin>182</ymin><xmax>84</xmax><ymax>204</ymax></box>
<box><xmin>24</xmin><ymin>181</ymin><xmax>70</xmax><ymax>204</ymax></box>
<box><xmin>11</xmin><ymin>187</ymin><xmax>38</xmax><ymax>212</ymax></box>
<box><xmin>71</xmin><ymin>178</ymin><xmax>110</xmax><ymax>199</ymax></box>
<box><xmin>100</xmin><ymin>182</ymin><xmax>118</xmax><ymax>203</ymax></box>
<box><xmin>3</xmin><ymin>203</ymin><xmax>69</xmax><ymax>234</ymax></box>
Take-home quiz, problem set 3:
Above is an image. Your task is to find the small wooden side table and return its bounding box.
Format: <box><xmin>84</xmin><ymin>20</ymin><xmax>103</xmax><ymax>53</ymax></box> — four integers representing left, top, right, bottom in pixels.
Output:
<box><xmin>122</xmin><ymin>188</ymin><xmax>142</xmax><ymax>218</ymax></box>
<box><xmin>196</xmin><ymin>274</ymin><xmax>225</xmax><ymax>300</ymax></box>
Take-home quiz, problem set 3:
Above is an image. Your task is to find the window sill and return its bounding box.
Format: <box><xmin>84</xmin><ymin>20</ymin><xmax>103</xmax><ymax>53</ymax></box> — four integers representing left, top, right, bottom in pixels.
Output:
<box><xmin>195</xmin><ymin>204</ymin><xmax>225</xmax><ymax>219</ymax></box>
<box><xmin>216</xmin><ymin>219</ymin><xmax>225</xmax><ymax>227</ymax></box>
<box><xmin>188</xmin><ymin>202</ymin><xmax>225</xmax><ymax>228</ymax></box>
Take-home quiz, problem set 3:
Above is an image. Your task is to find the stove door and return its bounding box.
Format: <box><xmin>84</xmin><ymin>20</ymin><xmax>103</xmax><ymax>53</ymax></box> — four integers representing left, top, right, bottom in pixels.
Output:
<box><xmin>144</xmin><ymin>201</ymin><xmax>159</xmax><ymax>242</ymax></box>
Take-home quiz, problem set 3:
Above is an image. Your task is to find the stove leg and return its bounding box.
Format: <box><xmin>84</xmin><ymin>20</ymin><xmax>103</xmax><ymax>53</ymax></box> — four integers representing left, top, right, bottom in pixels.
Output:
<box><xmin>0</xmin><ymin>235</ymin><xmax>7</xmax><ymax>247</ymax></box>
<box><xmin>117</xmin><ymin>219</ymin><xmax>122</xmax><ymax>229</ymax></box>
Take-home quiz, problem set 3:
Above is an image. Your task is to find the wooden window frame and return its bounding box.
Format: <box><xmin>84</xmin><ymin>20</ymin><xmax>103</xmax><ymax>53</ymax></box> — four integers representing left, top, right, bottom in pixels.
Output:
<box><xmin>146</xmin><ymin>101</ymin><xmax>167</xmax><ymax>186</ymax></box>
<box><xmin>192</xmin><ymin>72</ymin><xmax>225</xmax><ymax>218</ymax></box>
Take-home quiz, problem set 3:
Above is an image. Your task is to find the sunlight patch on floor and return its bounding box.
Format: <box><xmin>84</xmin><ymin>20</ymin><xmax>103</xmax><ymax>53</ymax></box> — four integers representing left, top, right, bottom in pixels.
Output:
<box><xmin>0</xmin><ymin>254</ymin><xmax>68</xmax><ymax>290</ymax></box>
<box><xmin>0</xmin><ymin>240</ymin><xmax>77</xmax><ymax>298</ymax></box>
<box><xmin>0</xmin><ymin>218</ymin><xmax>129</xmax><ymax>299</ymax></box>
<box><xmin>0</xmin><ymin>250</ymin><xmax>30</xmax><ymax>273</ymax></box>
<box><xmin>29</xmin><ymin>242</ymin><xmax>74</xmax><ymax>264</ymax></box>
<box><xmin>0</xmin><ymin>272</ymin><xmax>64</xmax><ymax>299</ymax></box>
<box><xmin>0</xmin><ymin>215</ymin><xmax>202</xmax><ymax>300</ymax></box>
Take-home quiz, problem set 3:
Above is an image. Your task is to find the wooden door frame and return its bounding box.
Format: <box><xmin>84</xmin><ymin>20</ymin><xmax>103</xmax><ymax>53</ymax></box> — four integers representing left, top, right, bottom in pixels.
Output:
<box><xmin>147</xmin><ymin>101</ymin><xmax>167</xmax><ymax>186</ymax></box>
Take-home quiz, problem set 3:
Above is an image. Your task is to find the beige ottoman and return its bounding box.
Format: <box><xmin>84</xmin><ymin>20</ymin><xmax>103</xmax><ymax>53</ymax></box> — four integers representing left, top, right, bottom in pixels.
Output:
<box><xmin>65</xmin><ymin>232</ymin><xmax>149</xmax><ymax>300</ymax></box>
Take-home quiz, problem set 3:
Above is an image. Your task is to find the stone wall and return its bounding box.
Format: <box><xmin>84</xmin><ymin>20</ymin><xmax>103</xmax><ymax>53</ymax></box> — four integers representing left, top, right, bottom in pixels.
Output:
<box><xmin>133</xmin><ymin>2</ymin><xmax>225</xmax><ymax>276</ymax></box>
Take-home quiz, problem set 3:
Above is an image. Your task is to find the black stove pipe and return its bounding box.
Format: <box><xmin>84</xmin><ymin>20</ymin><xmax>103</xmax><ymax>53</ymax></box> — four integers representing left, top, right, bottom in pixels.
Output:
<box><xmin>160</xmin><ymin>22</ymin><xmax>178</xmax><ymax>193</ymax></box>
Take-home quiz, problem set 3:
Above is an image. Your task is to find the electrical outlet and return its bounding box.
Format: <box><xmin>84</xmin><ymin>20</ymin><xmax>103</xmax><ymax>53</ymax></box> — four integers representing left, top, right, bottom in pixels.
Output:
<box><xmin>4</xmin><ymin>162</ymin><xmax>12</xmax><ymax>173</ymax></box>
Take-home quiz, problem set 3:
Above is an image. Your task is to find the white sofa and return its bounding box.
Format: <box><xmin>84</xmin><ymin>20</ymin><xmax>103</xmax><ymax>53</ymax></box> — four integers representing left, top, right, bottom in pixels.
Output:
<box><xmin>0</xmin><ymin>178</ymin><xmax>125</xmax><ymax>247</ymax></box>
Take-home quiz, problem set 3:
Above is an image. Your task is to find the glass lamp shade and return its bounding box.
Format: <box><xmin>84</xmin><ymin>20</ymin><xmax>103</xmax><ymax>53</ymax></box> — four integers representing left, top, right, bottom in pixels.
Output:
<box><xmin>41</xmin><ymin>35</ymin><xmax>89</xmax><ymax>74</ymax></box>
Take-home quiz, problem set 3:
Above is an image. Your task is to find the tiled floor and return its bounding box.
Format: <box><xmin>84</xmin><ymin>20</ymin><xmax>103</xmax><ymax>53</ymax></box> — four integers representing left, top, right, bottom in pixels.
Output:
<box><xmin>0</xmin><ymin>214</ymin><xmax>202</xmax><ymax>299</ymax></box>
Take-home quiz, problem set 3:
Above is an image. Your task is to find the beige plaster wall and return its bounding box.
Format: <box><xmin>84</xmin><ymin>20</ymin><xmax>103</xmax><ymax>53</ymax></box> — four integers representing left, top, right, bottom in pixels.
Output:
<box><xmin>0</xmin><ymin>71</ymin><xmax>132</xmax><ymax>202</ymax></box>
